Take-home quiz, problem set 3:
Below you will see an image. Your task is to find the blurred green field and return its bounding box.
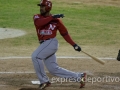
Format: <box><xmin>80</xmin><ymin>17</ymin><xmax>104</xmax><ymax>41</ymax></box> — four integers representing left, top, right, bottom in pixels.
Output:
<box><xmin>0</xmin><ymin>0</ymin><xmax>120</xmax><ymax>56</ymax></box>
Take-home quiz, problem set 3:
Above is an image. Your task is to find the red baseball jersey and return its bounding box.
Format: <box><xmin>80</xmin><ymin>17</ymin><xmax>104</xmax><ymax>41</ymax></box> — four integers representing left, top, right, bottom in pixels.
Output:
<box><xmin>33</xmin><ymin>14</ymin><xmax>75</xmax><ymax>46</ymax></box>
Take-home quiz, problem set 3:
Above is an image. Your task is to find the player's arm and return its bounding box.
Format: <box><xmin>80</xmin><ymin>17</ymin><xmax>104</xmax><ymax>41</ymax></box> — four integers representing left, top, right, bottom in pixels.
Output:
<box><xmin>58</xmin><ymin>19</ymin><xmax>81</xmax><ymax>52</ymax></box>
<box><xmin>33</xmin><ymin>14</ymin><xmax>64</xmax><ymax>27</ymax></box>
<box><xmin>33</xmin><ymin>15</ymin><xmax>53</xmax><ymax>27</ymax></box>
<box><xmin>58</xmin><ymin>19</ymin><xmax>75</xmax><ymax>46</ymax></box>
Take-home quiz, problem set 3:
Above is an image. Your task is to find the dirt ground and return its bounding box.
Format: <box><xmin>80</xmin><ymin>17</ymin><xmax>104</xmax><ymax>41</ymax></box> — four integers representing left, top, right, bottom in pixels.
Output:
<box><xmin>0</xmin><ymin>58</ymin><xmax>120</xmax><ymax>90</ymax></box>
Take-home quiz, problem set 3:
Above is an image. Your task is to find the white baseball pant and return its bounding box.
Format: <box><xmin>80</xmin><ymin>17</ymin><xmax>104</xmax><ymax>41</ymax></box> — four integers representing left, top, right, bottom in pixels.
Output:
<box><xmin>31</xmin><ymin>38</ymin><xmax>82</xmax><ymax>84</ymax></box>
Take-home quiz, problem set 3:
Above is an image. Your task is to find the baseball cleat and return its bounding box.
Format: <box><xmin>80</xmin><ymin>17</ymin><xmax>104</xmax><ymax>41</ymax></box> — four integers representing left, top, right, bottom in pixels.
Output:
<box><xmin>80</xmin><ymin>73</ymin><xmax>86</xmax><ymax>88</ymax></box>
<box><xmin>39</xmin><ymin>81</ymin><xmax>51</xmax><ymax>90</ymax></box>
<box><xmin>117</xmin><ymin>50</ymin><xmax>120</xmax><ymax>61</ymax></box>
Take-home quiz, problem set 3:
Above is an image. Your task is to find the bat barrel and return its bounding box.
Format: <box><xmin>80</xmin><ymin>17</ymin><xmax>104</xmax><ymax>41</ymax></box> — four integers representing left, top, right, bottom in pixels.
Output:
<box><xmin>81</xmin><ymin>51</ymin><xmax>105</xmax><ymax>65</ymax></box>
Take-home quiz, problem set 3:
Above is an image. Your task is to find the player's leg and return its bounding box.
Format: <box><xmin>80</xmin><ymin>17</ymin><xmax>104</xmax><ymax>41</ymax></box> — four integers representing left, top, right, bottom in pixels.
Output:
<box><xmin>32</xmin><ymin>47</ymin><xmax>49</xmax><ymax>84</ymax></box>
<box><xmin>31</xmin><ymin>38</ymin><xmax>58</xmax><ymax>84</ymax></box>
<box><xmin>44</xmin><ymin>54</ymin><xmax>86</xmax><ymax>88</ymax></box>
<box><xmin>44</xmin><ymin>54</ymin><xmax>81</xmax><ymax>81</ymax></box>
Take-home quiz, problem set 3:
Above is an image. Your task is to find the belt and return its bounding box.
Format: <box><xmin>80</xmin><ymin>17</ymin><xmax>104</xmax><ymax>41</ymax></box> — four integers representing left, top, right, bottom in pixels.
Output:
<box><xmin>40</xmin><ymin>38</ymin><xmax>50</xmax><ymax>44</ymax></box>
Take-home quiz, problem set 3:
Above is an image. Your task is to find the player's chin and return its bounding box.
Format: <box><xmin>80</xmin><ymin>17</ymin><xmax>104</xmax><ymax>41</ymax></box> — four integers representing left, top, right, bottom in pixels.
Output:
<box><xmin>40</xmin><ymin>12</ymin><xmax>47</xmax><ymax>16</ymax></box>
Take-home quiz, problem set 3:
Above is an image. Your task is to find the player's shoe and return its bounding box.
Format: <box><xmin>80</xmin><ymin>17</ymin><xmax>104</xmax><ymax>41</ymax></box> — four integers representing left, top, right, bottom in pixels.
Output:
<box><xmin>117</xmin><ymin>50</ymin><xmax>120</xmax><ymax>61</ymax></box>
<box><xmin>39</xmin><ymin>81</ymin><xmax>51</xmax><ymax>90</ymax></box>
<box><xmin>80</xmin><ymin>73</ymin><xmax>86</xmax><ymax>88</ymax></box>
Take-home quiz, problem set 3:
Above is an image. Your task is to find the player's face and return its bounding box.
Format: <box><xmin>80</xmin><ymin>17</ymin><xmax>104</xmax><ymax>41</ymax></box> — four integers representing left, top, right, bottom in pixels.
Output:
<box><xmin>40</xmin><ymin>5</ymin><xmax>47</xmax><ymax>15</ymax></box>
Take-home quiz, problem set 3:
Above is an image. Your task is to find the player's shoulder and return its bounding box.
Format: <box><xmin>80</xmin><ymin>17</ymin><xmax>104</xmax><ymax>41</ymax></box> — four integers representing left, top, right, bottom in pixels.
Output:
<box><xmin>33</xmin><ymin>14</ymin><xmax>43</xmax><ymax>19</ymax></box>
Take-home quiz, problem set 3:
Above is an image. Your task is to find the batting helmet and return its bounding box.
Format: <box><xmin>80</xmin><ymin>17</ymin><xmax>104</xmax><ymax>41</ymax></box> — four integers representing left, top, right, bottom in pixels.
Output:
<box><xmin>37</xmin><ymin>0</ymin><xmax>52</xmax><ymax>12</ymax></box>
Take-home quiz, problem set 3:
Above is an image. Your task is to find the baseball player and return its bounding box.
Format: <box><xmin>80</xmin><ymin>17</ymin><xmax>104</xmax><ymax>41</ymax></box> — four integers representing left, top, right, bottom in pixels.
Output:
<box><xmin>32</xmin><ymin>0</ymin><xmax>86</xmax><ymax>89</ymax></box>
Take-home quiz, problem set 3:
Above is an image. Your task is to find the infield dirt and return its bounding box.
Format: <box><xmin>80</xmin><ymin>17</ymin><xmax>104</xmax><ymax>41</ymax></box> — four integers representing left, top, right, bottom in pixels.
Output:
<box><xmin>0</xmin><ymin>58</ymin><xmax>120</xmax><ymax>90</ymax></box>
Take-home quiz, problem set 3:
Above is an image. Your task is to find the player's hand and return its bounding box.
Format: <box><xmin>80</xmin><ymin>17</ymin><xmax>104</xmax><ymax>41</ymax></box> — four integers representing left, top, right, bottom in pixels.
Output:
<box><xmin>52</xmin><ymin>14</ymin><xmax>64</xmax><ymax>18</ymax></box>
<box><xmin>73</xmin><ymin>44</ymin><xmax>81</xmax><ymax>52</ymax></box>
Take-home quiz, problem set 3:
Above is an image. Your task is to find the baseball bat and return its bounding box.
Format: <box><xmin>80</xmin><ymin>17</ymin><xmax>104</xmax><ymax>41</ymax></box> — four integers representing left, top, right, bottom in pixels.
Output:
<box><xmin>81</xmin><ymin>50</ymin><xmax>105</xmax><ymax>65</ymax></box>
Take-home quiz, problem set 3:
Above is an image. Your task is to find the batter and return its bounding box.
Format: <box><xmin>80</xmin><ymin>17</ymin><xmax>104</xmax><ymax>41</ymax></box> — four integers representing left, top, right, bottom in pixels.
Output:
<box><xmin>32</xmin><ymin>0</ymin><xmax>86</xmax><ymax>89</ymax></box>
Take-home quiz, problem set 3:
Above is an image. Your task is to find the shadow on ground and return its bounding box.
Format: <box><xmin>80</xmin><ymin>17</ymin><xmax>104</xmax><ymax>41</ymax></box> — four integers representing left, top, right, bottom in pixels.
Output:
<box><xmin>19</xmin><ymin>88</ymin><xmax>39</xmax><ymax>90</ymax></box>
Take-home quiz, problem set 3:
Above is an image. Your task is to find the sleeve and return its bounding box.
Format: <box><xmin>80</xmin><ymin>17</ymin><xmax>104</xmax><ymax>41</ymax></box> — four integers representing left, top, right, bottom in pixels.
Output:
<box><xmin>33</xmin><ymin>14</ymin><xmax>53</xmax><ymax>28</ymax></box>
<box><xmin>58</xmin><ymin>19</ymin><xmax>76</xmax><ymax>46</ymax></box>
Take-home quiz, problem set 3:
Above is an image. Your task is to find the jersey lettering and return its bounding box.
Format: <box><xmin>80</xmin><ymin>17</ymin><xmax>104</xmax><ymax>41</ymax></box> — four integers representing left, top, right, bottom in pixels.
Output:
<box><xmin>40</xmin><ymin>30</ymin><xmax>52</xmax><ymax>35</ymax></box>
<box><xmin>38</xmin><ymin>24</ymin><xmax>56</xmax><ymax>35</ymax></box>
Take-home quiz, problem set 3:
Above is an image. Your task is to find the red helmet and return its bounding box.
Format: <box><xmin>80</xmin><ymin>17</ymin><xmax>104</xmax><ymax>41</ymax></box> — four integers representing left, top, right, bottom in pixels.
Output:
<box><xmin>37</xmin><ymin>0</ymin><xmax>52</xmax><ymax>12</ymax></box>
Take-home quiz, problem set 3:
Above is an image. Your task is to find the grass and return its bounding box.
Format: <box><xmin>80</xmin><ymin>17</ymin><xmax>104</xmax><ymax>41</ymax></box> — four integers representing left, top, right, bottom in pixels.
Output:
<box><xmin>0</xmin><ymin>0</ymin><xmax>120</xmax><ymax>49</ymax></box>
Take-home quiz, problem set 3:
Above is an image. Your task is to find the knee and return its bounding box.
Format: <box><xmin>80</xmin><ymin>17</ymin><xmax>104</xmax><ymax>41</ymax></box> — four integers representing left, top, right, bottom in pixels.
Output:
<box><xmin>31</xmin><ymin>52</ymin><xmax>43</xmax><ymax>61</ymax></box>
<box><xmin>49</xmin><ymin>70</ymin><xmax>55</xmax><ymax>75</ymax></box>
<box><xmin>31</xmin><ymin>52</ymin><xmax>37</xmax><ymax>61</ymax></box>
<box><xmin>49</xmin><ymin>70</ymin><xmax>54</xmax><ymax>75</ymax></box>
<box><xmin>47</xmin><ymin>66</ymin><xmax>59</xmax><ymax>75</ymax></box>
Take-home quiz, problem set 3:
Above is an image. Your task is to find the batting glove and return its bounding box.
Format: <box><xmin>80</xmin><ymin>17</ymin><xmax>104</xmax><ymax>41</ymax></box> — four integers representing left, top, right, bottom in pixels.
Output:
<box><xmin>73</xmin><ymin>44</ymin><xmax>81</xmax><ymax>52</ymax></box>
<box><xmin>52</xmin><ymin>14</ymin><xmax>64</xmax><ymax>18</ymax></box>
